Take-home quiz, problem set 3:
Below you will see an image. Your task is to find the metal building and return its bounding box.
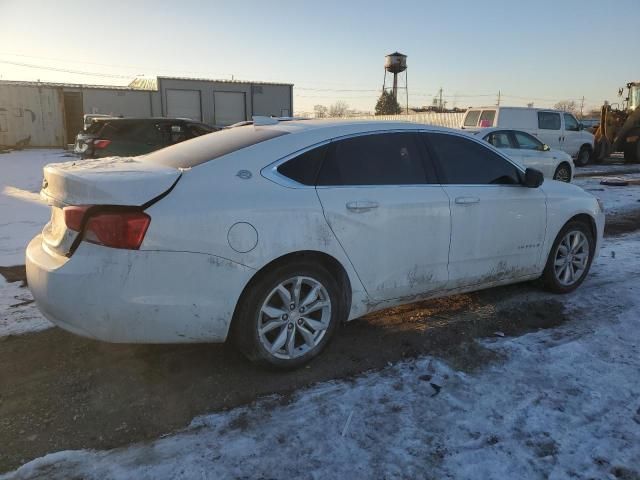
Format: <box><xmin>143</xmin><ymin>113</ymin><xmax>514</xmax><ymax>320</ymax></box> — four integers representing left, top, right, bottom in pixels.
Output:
<box><xmin>0</xmin><ymin>76</ymin><xmax>293</xmax><ymax>148</ymax></box>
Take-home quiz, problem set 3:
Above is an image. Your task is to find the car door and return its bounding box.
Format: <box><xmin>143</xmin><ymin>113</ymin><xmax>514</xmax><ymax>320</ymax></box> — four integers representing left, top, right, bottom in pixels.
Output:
<box><xmin>315</xmin><ymin>131</ymin><xmax>451</xmax><ymax>301</ymax></box>
<box><xmin>562</xmin><ymin>112</ymin><xmax>582</xmax><ymax>157</ymax></box>
<box><xmin>422</xmin><ymin>132</ymin><xmax>546</xmax><ymax>289</ymax></box>
<box><xmin>536</xmin><ymin>111</ymin><xmax>563</xmax><ymax>151</ymax></box>
<box><xmin>512</xmin><ymin>130</ymin><xmax>554</xmax><ymax>177</ymax></box>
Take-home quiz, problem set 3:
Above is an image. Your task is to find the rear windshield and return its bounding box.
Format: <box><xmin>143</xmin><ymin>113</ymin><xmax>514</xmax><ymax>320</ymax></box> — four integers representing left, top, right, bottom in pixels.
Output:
<box><xmin>478</xmin><ymin>110</ymin><xmax>496</xmax><ymax>127</ymax></box>
<box><xmin>143</xmin><ymin>125</ymin><xmax>288</xmax><ymax>168</ymax></box>
<box><xmin>463</xmin><ymin>110</ymin><xmax>481</xmax><ymax>127</ymax></box>
<box><xmin>85</xmin><ymin>121</ymin><xmax>107</xmax><ymax>134</ymax></box>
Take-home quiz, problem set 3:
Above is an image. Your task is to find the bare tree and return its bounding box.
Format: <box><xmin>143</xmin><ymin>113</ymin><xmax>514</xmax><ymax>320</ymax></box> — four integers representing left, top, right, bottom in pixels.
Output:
<box><xmin>328</xmin><ymin>101</ymin><xmax>349</xmax><ymax>118</ymax></box>
<box><xmin>313</xmin><ymin>104</ymin><xmax>328</xmax><ymax>118</ymax></box>
<box><xmin>553</xmin><ymin>100</ymin><xmax>578</xmax><ymax>113</ymax></box>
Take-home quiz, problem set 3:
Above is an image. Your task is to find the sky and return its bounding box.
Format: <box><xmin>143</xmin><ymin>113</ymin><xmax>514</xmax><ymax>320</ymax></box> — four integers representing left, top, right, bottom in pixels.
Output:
<box><xmin>0</xmin><ymin>0</ymin><xmax>638</xmax><ymax>115</ymax></box>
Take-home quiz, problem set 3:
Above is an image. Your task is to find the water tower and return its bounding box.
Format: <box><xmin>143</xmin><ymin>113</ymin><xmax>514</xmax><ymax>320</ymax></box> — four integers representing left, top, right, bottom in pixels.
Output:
<box><xmin>382</xmin><ymin>52</ymin><xmax>408</xmax><ymax>111</ymax></box>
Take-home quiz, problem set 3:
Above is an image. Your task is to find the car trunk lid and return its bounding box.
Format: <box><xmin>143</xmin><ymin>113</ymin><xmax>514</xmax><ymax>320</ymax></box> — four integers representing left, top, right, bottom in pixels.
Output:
<box><xmin>40</xmin><ymin>156</ymin><xmax>181</xmax><ymax>256</ymax></box>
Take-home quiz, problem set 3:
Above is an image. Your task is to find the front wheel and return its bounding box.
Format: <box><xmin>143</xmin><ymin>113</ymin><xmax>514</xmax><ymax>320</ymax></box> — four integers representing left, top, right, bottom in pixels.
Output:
<box><xmin>553</xmin><ymin>163</ymin><xmax>572</xmax><ymax>182</ymax></box>
<box><xmin>574</xmin><ymin>146</ymin><xmax>591</xmax><ymax>167</ymax></box>
<box><xmin>623</xmin><ymin>138</ymin><xmax>640</xmax><ymax>164</ymax></box>
<box><xmin>231</xmin><ymin>261</ymin><xmax>343</xmax><ymax>369</ymax></box>
<box><xmin>541</xmin><ymin>221</ymin><xmax>595</xmax><ymax>293</ymax></box>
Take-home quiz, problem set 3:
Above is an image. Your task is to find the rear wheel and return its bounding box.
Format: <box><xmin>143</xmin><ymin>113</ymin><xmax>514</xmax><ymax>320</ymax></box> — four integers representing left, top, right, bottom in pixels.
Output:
<box><xmin>541</xmin><ymin>221</ymin><xmax>594</xmax><ymax>293</ymax></box>
<box><xmin>623</xmin><ymin>137</ymin><xmax>640</xmax><ymax>164</ymax></box>
<box><xmin>574</xmin><ymin>145</ymin><xmax>591</xmax><ymax>167</ymax></box>
<box><xmin>553</xmin><ymin>163</ymin><xmax>572</xmax><ymax>182</ymax></box>
<box><xmin>232</xmin><ymin>261</ymin><xmax>343</xmax><ymax>369</ymax></box>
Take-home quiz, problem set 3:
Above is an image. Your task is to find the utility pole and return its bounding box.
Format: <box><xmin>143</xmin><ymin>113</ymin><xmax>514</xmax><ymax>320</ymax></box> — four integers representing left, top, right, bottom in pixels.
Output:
<box><xmin>438</xmin><ymin>87</ymin><xmax>443</xmax><ymax>112</ymax></box>
<box><xmin>496</xmin><ymin>90</ymin><xmax>501</xmax><ymax>106</ymax></box>
<box><xmin>579</xmin><ymin>96</ymin><xmax>585</xmax><ymax>119</ymax></box>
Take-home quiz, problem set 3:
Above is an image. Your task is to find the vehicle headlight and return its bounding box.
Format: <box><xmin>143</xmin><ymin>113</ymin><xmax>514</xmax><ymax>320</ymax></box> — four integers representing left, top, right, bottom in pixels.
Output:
<box><xmin>597</xmin><ymin>198</ymin><xmax>605</xmax><ymax>212</ymax></box>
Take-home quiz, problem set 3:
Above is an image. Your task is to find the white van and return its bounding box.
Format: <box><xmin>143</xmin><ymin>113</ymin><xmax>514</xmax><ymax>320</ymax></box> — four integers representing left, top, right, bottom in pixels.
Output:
<box><xmin>461</xmin><ymin>107</ymin><xmax>594</xmax><ymax>166</ymax></box>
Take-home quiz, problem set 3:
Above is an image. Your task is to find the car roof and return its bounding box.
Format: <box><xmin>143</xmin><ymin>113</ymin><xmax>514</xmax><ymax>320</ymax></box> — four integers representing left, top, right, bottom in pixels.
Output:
<box><xmin>257</xmin><ymin>119</ymin><xmax>456</xmax><ymax>135</ymax></box>
<box><xmin>93</xmin><ymin>117</ymin><xmax>206</xmax><ymax>123</ymax></box>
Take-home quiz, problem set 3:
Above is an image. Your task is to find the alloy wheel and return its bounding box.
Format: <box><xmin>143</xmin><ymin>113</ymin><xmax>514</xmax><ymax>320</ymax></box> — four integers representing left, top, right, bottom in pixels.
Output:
<box><xmin>257</xmin><ymin>276</ymin><xmax>332</xmax><ymax>360</ymax></box>
<box><xmin>553</xmin><ymin>230</ymin><xmax>589</xmax><ymax>286</ymax></box>
<box><xmin>554</xmin><ymin>165</ymin><xmax>571</xmax><ymax>182</ymax></box>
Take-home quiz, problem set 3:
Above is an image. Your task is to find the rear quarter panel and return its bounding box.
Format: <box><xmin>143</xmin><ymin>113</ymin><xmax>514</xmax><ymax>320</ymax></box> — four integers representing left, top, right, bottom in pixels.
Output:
<box><xmin>142</xmin><ymin>130</ymin><xmax>376</xmax><ymax>319</ymax></box>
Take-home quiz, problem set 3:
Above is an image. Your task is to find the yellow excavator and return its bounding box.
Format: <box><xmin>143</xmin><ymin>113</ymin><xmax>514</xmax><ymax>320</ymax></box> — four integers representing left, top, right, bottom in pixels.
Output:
<box><xmin>593</xmin><ymin>81</ymin><xmax>640</xmax><ymax>163</ymax></box>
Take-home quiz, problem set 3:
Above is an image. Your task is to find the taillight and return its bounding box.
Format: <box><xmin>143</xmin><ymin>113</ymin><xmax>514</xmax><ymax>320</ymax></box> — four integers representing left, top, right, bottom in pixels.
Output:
<box><xmin>63</xmin><ymin>206</ymin><xmax>150</xmax><ymax>250</ymax></box>
<box><xmin>92</xmin><ymin>139</ymin><xmax>111</xmax><ymax>149</ymax></box>
<box><xmin>64</xmin><ymin>205</ymin><xmax>91</xmax><ymax>231</ymax></box>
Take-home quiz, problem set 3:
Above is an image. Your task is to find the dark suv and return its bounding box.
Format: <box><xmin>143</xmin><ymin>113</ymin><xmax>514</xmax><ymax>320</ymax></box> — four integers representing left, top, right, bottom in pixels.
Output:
<box><xmin>74</xmin><ymin>118</ymin><xmax>218</xmax><ymax>159</ymax></box>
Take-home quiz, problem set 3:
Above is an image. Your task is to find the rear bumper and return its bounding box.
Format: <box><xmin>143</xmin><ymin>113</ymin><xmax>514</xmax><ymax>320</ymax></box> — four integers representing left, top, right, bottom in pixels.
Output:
<box><xmin>26</xmin><ymin>235</ymin><xmax>255</xmax><ymax>343</ymax></box>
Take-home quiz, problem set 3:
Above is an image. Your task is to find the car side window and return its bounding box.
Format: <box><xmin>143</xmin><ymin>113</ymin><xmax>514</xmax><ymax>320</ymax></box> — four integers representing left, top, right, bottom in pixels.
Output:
<box><xmin>538</xmin><ymin>112</ymin><xmax>561</xmax><ymax>130</ymax></box>
<box><xmin>277</xmin><ymin>144</ymin><xmax>328</xmax><ymax>186</ymax></box>
<box><xmin>485</xmin><ymin>131</ymin><xmax>514</xmax><ymax>149</ymax></box>
<box><xmin>563</xmin><ymin>113</ymin><xmax>579</xmax><ymax>132</ymax></box>
<box><xmin>425</xmin><ymin>133</ymin><xmax>521</xmax><ymax>185</ymax></box>
<box><xmin>513</xmin><ymin>131</ymin><xmax>543</xmax><ymax>150</ymax></box>
<box><xmin>316</xmin><ymin>133</ymin><xmax>428</xmax><ymax>186</ymax></box>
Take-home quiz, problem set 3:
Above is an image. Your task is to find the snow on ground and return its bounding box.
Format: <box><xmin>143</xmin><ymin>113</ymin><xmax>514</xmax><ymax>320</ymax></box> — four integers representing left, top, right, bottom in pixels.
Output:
<box><xmin>0</xmin><ymin>276</ymin><xmax>51</xmax><ymax>336</ymax></box>
<box><xmin>0</xmin><ymin>149</ymin><xmax>70</xmax><ymax>266</ymax></box>
<box><xmin>3</xmin><ymin>233</ymin><xmax>639</xmax><ymax>479</ymax></box>
<box><xmin>574</xmin><ymin>172</ymin><xmax>640</xmax><ymax>215</ymax></box>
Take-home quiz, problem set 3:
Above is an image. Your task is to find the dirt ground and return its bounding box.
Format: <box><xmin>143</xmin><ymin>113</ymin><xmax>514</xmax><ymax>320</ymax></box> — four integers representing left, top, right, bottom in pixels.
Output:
<box><xmin>1</xmin><ymin>205</ymin><xmax>638</xmax><ymax>473</ymax></box>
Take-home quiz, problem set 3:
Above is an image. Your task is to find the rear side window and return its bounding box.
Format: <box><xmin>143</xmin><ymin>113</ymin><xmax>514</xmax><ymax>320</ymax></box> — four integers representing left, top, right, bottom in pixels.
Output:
<box><xmin>317</xmin><ymin>133</ymin><xmax>428</xmax><ymax>186</ymax></box>
<box><xmin>425</xmin><ymin>133</ymin><xmax>521</xmax><ymax>185</ymax></box>
<box><xmin>485</xmin><ymin>131</ymin><xmax>514</xmax><ymax>149</ymax></box>
<box><xmin>538</xmin><ymin>112</ymin><xmax>561</xmax><ymax>130</ymax></box>
<box><xmin>464</xmin><ymin>110</ymin><xmax>481</xmax><ymax>127</ymax></box>
<box><xmin>144</xmin><ymin>125</ymin><xmax>289</xmax><ymax>168</ymax></box>
<box><xmin>478</xmin><ymin>110</ymin><xmax>496</xmax><ymax>127</ymax></box>
<box><xmin>277</xmin><ymin>145</ymin><xmax>328</xmax><ymax>185</ymax></box>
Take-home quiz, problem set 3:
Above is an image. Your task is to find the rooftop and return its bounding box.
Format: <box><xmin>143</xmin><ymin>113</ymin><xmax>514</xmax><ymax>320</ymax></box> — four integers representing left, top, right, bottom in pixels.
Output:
<box><xmin>0</xmin><ymin>75</ymin><xmax>294</xmax><ymax>92</ymax></box>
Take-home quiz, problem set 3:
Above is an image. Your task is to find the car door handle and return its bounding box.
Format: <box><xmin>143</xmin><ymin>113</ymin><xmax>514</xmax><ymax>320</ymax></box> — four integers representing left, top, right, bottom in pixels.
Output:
<box><xmin>346</xmin><ymin>200</ymin><xmax>379</xmax><ymax>212</ymax></box>
<box><xmin>454</xmin><ymin>196</ymin><xmax>480</xmax><ymax>205</ymax></box>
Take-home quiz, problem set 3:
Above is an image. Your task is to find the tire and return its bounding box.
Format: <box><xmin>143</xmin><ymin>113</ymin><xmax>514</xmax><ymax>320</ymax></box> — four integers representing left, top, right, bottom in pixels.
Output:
<box><xmin>623</xmin><ymin>138</ymin><xmax>640</xmax><ymax>164</ymax></box>
<box><xmin>541</xmin><ymin>220</ymin><xmax>595</xmax><ymax>294</ymax></box>
<box><xmin>574</xmin><ymin>145</ymin><xmax>591</xmax><ymax>167</ymax></box>
<box><xmin>553</xmin><ymin>163</ymin><xmax>572</xmax><ymax>182</ymax></box>
<box><xmin>231</xmin><ymin>260</ymin><xmax>343</xmax><ymax>369</ymax></box>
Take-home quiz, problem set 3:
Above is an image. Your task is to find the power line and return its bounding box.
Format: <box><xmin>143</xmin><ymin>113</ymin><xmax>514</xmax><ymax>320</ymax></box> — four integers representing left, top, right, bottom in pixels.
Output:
<box><xmin>0</xmin><ymin>59</ymin><xmax>133</xmax><ymax>79</ymax></box>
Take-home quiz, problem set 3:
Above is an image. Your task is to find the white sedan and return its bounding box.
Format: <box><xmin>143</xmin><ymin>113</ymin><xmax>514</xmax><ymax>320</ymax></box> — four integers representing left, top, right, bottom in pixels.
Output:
<box><xmin>26</xmin><ymin>119</ymin><xmax>604</xmax><ymax>369</ymax></box>
<box><xmin>473</xmin><ymin>128</ymin><xmax>575</xmax><ymax>182</ymax></box>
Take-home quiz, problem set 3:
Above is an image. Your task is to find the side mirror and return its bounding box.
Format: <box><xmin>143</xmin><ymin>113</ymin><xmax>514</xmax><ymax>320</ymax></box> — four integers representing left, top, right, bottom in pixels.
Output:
<box><xmin>538</xmin><ymin>144</ymin><xmax>550</xmax><ymax>152</ymax></box>
<box><xmin>523</xmin><ymin>168</ymin><xmax>544</xmax><ymax>188</ymax></box>
<box><xmin>578</xmin><ymin>123</ymin><xmax>584</xmax><ymax>131</ymax></box>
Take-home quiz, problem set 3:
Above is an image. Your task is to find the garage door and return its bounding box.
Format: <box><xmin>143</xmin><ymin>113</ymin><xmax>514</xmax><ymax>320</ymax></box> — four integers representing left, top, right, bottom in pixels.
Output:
<box><xmin>166</xmin><ymin>89</ymin><xmax>202</xmax><ymax>121</ymax></box>
<box><xmin>214</xmin><ymin>91</ymin><xmax>246</xmax><ymax>126</ymax></box>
